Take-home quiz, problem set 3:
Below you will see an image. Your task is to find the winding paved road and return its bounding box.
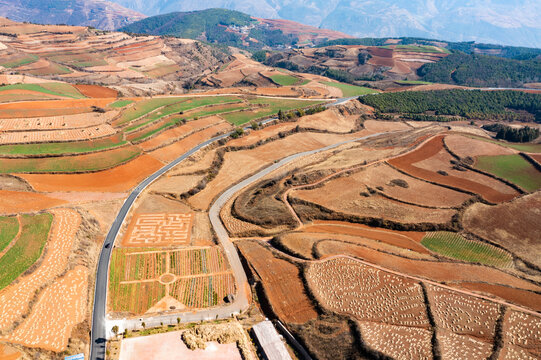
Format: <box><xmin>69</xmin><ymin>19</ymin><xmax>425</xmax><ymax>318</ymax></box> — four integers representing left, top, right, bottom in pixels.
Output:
<box><xmin>89</xmin><ymin>96</ymin><xmax>355</xmax><ymax>360</ymax></box>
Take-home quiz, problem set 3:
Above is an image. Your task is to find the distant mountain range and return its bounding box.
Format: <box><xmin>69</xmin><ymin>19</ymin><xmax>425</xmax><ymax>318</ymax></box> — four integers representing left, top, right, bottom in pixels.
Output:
<box><xmin>0</xmin><ymin>0</ymin><xmax>145</xmax><ymax>30</ymax></box>
<box><xmin>119</xmin><ymin>9</ymin><xmax>350</xmax><ymax>49</ymax></box>
<box><xmin>109</xmin><ymin>0</ymin><xmax>541</xmax><ymax>48</ymax></box>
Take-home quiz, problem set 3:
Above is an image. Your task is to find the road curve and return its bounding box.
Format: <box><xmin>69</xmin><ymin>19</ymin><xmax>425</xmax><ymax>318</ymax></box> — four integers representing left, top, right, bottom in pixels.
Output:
<box><xmin>89</xmin><ymin>133</ymin><xmax>230</xmax><ymax>360</ymax></box>
<box><xmin>89</xmin><ymin>97</ymin><xmax>354</xmax><ymax>360</ymax></box>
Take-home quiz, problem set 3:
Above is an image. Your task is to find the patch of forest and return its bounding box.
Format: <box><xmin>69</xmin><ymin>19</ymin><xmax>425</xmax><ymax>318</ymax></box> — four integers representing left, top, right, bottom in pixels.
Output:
<box><xmin>359</xmin><ymin>90</ymin><xmax>541</xmax><ymax>122</ymax></box>
<box><xmin>418</xmin><ymin>53</ymin><xmax>541</xmax><ymax>87</ymax></box>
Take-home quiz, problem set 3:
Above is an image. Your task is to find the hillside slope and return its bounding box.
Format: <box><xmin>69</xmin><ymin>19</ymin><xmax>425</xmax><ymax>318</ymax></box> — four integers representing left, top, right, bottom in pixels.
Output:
<box><xmin>119</xmin><ymin>9</ymin><xmax>350</xmax><ymax>49</ymax></box>
<box><xmin>110</xmin><ymin>0</ymin><xmax>541</xmax><ymax>48</ymax></box>
<box><xmin>0</xmin><ymin>0</ymin><xmax>146</xmax><ymax>30</ymax></box>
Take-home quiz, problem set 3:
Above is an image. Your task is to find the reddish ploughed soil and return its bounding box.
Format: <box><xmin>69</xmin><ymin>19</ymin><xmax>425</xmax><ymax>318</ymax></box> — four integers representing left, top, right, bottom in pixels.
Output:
<box><xmin>0</xmin><ymin>344</ymin><xmax>21</xmax><ymax>360</ymax></box>
<box><xmin>388</xmin><ymin>135</ymin><xmax>517</xmax><ymax>203</ymax></box>
<box><xmin>0</xmin><ymin>190</ymin><xmax>66</xmax><ymax>215</ymax></box>
<box><xmin>237</xmin><ymin>240</ymin><xmax>317</xmax><ymax>324</ymax></box>
<box><xmin>74</xmin><ymin>84</ymin><xmax>118</xmax><ymax>98</ymax></box>
<box><xmin>458</xmin><ymin>282</ymin><xmax>541</xmax><ymax>313</ymax></box>
<box><xmin>19</xmin><ymin>155</ymin><xmax>163</xmax><ymax>192</ymax></box>
<box><xmin>463</xmin><ymin>193</ymin><xmax>541</xmax><ymax>269</ymax></box>
<box><xmin>314</xmin><ymin>240</ymin><xmax>540</xmax><ymax>294</ymax></box>
<box><xmin>306</xmin><ymin>221</ymin><xmax>428</xmax><ymax>254</ymax></box>
<box><xmin>150</xmin><ymin>123</ymin><xmax>231</xmax><ymax>163</ymax></box>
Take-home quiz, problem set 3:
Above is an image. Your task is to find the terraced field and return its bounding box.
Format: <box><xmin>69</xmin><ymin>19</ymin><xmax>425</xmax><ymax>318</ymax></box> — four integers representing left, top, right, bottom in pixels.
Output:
<box><xmin>0</xmin><ymin>216</ymin><xmax>19</xmax><ymax>253</ymax></box>
<box><xmin>0</xmin><ymin>146</ymin><xmax>141</xmax><ymax>173</ymax></box>
<box><xmin>0</xmin><ymin>213</ymin><xmax>53</xmax><ymax>290</ymax></box>
<box><xmin>475</xmin><ymin>154</ymin><xmax>541</xmax><ymax>192</ymax></box>
<box><xmin>321</xmin><ymin>82</ymin><xmax>378</xmax><ymax>97</ymax></box>
<box><xmin>108</xmin><ymin>247</ymin><xmax>234</xmax><ymax>315</ymax></box>
<box><xmin>421</xmin><ymin>232</ymin><xmax>513</xmax><ymax>267</ymax></box>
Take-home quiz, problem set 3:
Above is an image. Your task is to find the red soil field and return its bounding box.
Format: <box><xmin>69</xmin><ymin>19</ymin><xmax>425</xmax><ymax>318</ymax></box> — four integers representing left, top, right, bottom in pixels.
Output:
<box><xmin>444</xmin><ymin>134</ymin><xmax>516</xmax><ymax>158</ymax></box>
<box><xmin>0</xmin><ymin>98</ymin><xmax>115</xmax><ymax>110</ymax></box>
<box><xmin>530</xmin><ymin>154</ymin><xmax>541</xmax><ymax>163</ymax></box>
<box><xmin>307</xmin><ymin>257</ymin><xmax>429</xmax><ymax>327</ymax></box>
<box><xmin>293</xmin><ymin>182</ymin><xmax>456</xmax><ymax>224</ymax></box>
<box><xmin>19</xmin><ymin>154</ymin><xmax>163</xmax><ymax>192</ymax></box>
<box><xmin>463</xmin><ymin>192</ymin><xmax>541</xmax><ymax>268</ymax></box>
<box><xmin>226</xmin><ymin>122</ymin><xmax>297</xmax><ymax>147</ymax></box>
<box><xmin>458</xmin><ymin>282</ymin><xmax>541</xmax><ymax>312</ymax></box>
<box><xmin>368</xmin><ymin>47</ymin><xmax>393</xmax><ymax>58</ymax></box>
<box><xmin>388</xmin><ymin>135</ymin><xmax>518</xmax><ymax>203</ymax></box>
<box><xmin>501</xmin><ymin>310</ymin><xmax>541</xmax><ymax>358</ymax></box>
<box><xmin>150</xmin><ymin>123</ymin><xmax>231</xmax><ymax>163</ymax></box>
<box><xmin>74</xmin><ymin>84</ymin><xmax>118</xmax><ymax>98</ymax></box>
<box><xmin>358</xmin><ymin>322</ymin><xmax>433</xmax><ymax>360</ymax></box>
<box><xmin>313</xmin><ymin>240</ymin><xmax>540</xmax><ymax>294</ymax></box>
<box><xmin>237</xmin><ymin>241</ymin><xmax>317</xmax><ymax>324</ymax></box>
<box><xmin>0</xmin><ymin>190</ymin><xmax>66</xmax><ymax>215</ymax></box>
<box><xmin>189</xmin><ymin>132</ymin><xmax>361</xmax><ymax>210</ymax></box>
<box><xmin>0</xmin><ymin>107</ymin><xmax>95</xmax><ymax>119</ymax></box>
<box><xmin>340</xmin><ymin>162</ymin><xmax>471</xmax><ymax>208</ymax></box>
<box><xmin>305</xmin><ymin>221</ymin><xmax>428</xmax><ymax>254</ymax></box>
<box><xmin>138</xmin><ymin>116</ymin><xmax>225</xmax><ymax>150</ymax></box>
<box><xmin>426</xmin><ymin>283</ymin><xmax>500</xmax><ymax>339</ymax></box>
<box><xmin>0</xmin><ymin>344</ymin><xmax>21</xmax><ymax>360</ymax></box>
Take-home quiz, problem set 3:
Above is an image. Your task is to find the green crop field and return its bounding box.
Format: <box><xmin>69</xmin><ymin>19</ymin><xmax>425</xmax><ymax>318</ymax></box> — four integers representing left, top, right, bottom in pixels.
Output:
<box><xmin>396</xmin><ymin>80</ymin><xmax>433</xmax><ymax>85</ymax></box>
<box><xmin>130</xmin><ymin>118</ymin><xmax>185</xmax><ymax>142</ymax></box>
<box><xmin>475</xmin><ymin>154</ymin><xmax>541</xmax><ymax>192</ymax></box>
<box><xmin>39</xmin><ymin>83</ymin><xmax>85</xmax><ymax>98</ymax></box>
<box><xmin>116</xmin><ymin>97</ymin><xmax>190</xmax><ymax>125</ymax></box>
<box><xmin>0</xmin><ymin>55</ymin><xmax>39</xmax><ymax>68</ymax></box>
<box><xmin>0</xmin><ymin>133</ymin><xmax>126</xmax><ymax>156</ymax></box>
<box><xmin>0</xmin><ymin>216</ymin><xmax>19</xmax><ymax>253</ymax></box>
<box><xmin>270</xmin><ymin>74</ymin><xmax>301</xmax><ymax>86</ymax></box>
<box><xmin>322</xmin><ymin>82</ymin><xmax>378</xmax><ymax>97</ymax></box>
<box><xmin>188</xmin><ymin>105</ymin><xmax>247</xmax><ymax>119</ymax></box>
<box><xmin>109</xmin><ymin>248</ymin><xmax>167</xmax><ymax>314</ymax></box>
<box><xmin>110</xmin><ymin>100</ymin><xmax>134</xmax><ymax>108</ymax></box>
<box><xmin>421</xmin><ymin>232</ymin><xmax>513</xmax><ymax>267</ymax></box>
<box><xmin>118</xmin><ymin>96</ymin><xmax>241</xmax><ymax>126</ymax></box>
<box><xmin>0</xmin><ymin>83</ymin><xmax>85</xmax><ymax>99</ymax></box>
<box><xmin>0</xmin><ymin>213</ymin><xmax>53</xmax><ymax>290</ymax></box>
<box><xmin>0</xmin><ymin>146</ymin><xmax>140</xmax><ymax>173</ymax></box>
<box><xmin>145</xmin><ymin>96</ymin><xmax>241</xmax><ymax>122</ymax></box>
<box><xmin>465</xmin><ymin>135</ymin><xmax>541</xmax><ymax>153</ymax></box>
<box><xmin>223</xmin><ymin>98</ymin><xmax>325</xmax><ymax>125</ymax></box>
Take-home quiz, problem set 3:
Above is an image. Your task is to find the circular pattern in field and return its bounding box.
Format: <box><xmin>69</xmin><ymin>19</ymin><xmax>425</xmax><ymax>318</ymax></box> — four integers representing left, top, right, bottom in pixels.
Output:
<box><xmin>159</xmin><ymin>273</ymin><xmax>175</xmax><ymax>284</ymax></box>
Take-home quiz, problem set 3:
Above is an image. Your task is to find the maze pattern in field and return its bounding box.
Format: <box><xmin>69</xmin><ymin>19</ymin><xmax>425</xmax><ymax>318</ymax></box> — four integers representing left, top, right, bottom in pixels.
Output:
<box><xmin>123</xmin><ymin>213</ymin><xmax>193</xmax><ymax>247</ymax></box>
<box><xmin>109</xmin><ymin>247</ymin><xmax>234</xmax><ymax>314</ymax></box>
<box><xmin>169</xmin><ymin>273</ymin><xmax>235</xmax><ymax>308</ymax></box>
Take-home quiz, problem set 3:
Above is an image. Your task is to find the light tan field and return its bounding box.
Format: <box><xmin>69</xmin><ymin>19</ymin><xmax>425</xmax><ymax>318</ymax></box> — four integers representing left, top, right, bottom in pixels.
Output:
<box><xmin>0</xmin><ymin>209</ymin><xmax>81</xmax><ymax>332</ymax></box>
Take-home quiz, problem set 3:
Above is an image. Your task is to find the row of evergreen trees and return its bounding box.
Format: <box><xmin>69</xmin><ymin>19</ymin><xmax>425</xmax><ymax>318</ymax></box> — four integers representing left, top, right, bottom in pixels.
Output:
<box><xmin>482</xmin><ymin>124</ymin><xmax>540</xmax><ymax>143</ymax></box>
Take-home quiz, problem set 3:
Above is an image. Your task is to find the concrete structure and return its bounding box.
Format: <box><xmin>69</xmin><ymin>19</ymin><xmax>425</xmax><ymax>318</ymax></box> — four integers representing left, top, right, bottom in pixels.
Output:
<box><xmin>252</xmin><ymin>320</ymin><xmax>292</xmax><ymax>360</ymax></box>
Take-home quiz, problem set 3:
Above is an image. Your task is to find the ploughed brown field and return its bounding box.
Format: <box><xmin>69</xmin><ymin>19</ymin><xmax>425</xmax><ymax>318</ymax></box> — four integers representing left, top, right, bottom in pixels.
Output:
<box><xmin>1</xmin><ymin>16</ymin><xmax>540</xmax><ymax>360</ymax></box>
